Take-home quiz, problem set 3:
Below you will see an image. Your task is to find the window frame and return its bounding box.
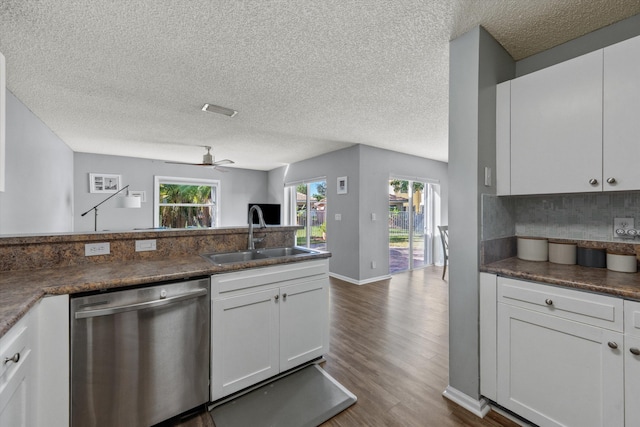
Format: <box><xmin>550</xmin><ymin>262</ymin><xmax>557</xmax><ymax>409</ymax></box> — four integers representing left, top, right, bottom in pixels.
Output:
<box><xmin>153</xmin><ymin>176</ymin><xmax>221</xmax><ymax>228</ymax></box>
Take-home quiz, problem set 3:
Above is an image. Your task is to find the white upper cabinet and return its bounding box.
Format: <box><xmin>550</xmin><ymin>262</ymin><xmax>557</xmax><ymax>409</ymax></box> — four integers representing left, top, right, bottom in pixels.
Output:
<box><xmin>497</xmin><ymin>34</ymin><xmax>640</xmax><ymax>195</ymax></box>
<box><xmin>603</xmin><ymin>35</ymin><xmax>640</xmax><ymax>191</ymax></box>
<box><xmin>509</xmin><ymin>50</ymin><xmax>603</xmax><ymax>195</ymax></box>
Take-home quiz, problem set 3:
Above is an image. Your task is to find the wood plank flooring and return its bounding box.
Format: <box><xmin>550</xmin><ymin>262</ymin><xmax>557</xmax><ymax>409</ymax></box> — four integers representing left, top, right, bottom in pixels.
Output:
<box><xmin>173</xmin><ymin>267</ymin><xmax>519</xmax><ymax>427</ymax></box>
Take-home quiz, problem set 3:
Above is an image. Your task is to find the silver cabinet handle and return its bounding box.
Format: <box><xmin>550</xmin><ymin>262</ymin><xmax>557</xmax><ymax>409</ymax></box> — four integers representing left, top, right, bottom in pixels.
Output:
<box><xmin>630</xmin><ymin>348</ymin><xmax>640</xmax><ymax>356</ymax></box>
<box><xmin>3</xmin><ymin>353</ymin><xmax>20</xmax><ymax>365</ymax></box>
<box><xmin>607</xmin><ymin>177</ymin><xmax>617</xmax><ymax>184</ymax></box>
<box><xmin>545</xmin><ymin>299</ymin><xmax>553</xmax><ymax>306</ymax></box>
<box><xmin>608</xmin><ymin>342</ymin><xmax>619</xmax><ymax>349</ymax></box>
<box><xmin>282</xmin><ymin>293</ymin><xmax>287</xmax><ymax>301</ymax></box>
<box><xmin>75</xmin><ymin>288</ymin><xmax>208</xmax><ymax>319</ymax></box>
<box><xmin>274</xmin><ymin>294</ymin><xmax>279</xmax><ymax>302</ymax></box>
<box><xmin>589</xmin><ymin>178</ymin><xmax>599</xmax><ymax>185</ymax></box>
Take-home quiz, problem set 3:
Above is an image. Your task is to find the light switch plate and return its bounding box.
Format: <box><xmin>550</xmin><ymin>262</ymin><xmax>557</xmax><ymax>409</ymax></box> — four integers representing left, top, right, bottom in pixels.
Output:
<box><xmin>335</xmin><ymin>214</ymin><xmax>342</xmax><ymax>221</ymax></box>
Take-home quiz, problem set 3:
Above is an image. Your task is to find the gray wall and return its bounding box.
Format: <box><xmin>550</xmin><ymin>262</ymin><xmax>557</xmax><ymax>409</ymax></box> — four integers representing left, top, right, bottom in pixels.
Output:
<box><xmin>74</xmin><ymin>153</ymin><xmax>269</xmax><ymax>232</ymax></box>
<box><xmin>284</xmin><ymin>145</ymin><xmax>361</xmax><ymax>280</ymax></box>
<box><xmin>284</xmin><ymin>144</ymin><xmax>448</xmax><ymax>282</ymax></box>
<box><xmin>448</xmin><ymin>26</ymin><xmax>514</xmax><ymax>399</ymax></box>
<box><xmin>0</xmin><ymin>90</ymin><xmax>74</xmax><ymax>234</ymax></box>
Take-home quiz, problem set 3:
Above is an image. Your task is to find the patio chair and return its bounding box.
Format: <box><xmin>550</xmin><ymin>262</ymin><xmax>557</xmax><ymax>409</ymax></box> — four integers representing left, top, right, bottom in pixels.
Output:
<box><xmin>437</xmin><ymin>225</ymin><xmax>448</xmax><ymax>280</ymax></box>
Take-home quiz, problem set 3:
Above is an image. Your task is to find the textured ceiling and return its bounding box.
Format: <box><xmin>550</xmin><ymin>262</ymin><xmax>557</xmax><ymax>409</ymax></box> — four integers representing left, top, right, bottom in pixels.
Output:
<box><xmin>1</xmin><ymin>1</ymin><xmax>639</xmax><ymax>170</ymax></box>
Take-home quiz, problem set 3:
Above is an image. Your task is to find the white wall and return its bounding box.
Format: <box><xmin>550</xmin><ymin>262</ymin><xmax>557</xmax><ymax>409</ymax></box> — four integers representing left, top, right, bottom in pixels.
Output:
<box><xmin>283</xmin><ymin>144</ymin><xmax>448</xmax><ymax>283</ymax></box>
<box><xmin>74</xmin><ymin>153</ymin><xmax>269</xmax><ymax>232</ymax></box>
<box><xmin>0</xmin><ymin>90</ymin><xmax>74</xmax><ymax>234</ymax></box>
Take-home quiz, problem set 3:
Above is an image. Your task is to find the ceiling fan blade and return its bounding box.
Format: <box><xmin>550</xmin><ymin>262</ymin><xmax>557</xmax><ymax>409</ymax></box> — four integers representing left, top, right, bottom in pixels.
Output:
<box><xmin>212</xmin><ymin>159</ymin><xmax>234</xmax><ymax>166</ymax></box>
<box><xmin>164</xmin><ymin>147</ymin><xmax>235</xmax><ymax>168</ymax></box>
<box><xmin>165</xmin><ymin>161</ymin><xmax>212</xmax><ymax>166</ymax></box>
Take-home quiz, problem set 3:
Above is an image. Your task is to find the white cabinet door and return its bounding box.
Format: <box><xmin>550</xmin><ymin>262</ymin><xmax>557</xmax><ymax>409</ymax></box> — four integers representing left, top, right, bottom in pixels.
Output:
<box><xmin>497</xmin><ymin>304</ymin><xmax>624</xmax><ymax>427</ymax></box>
<box><xmin>625</xmin><ymin>335</ymin><xmax>640</xmax><ymax>426</ymax></box>
<box><xmin>0</xmin><ymin>368</ymin><xmax>28</xmax><ymax>427</ymax></box>
<box><xmin>211</xmin><ymin>288</ymin><xmax>279</xmax><ymax>400</ymax></box>
<box><xmin>604</xmin><ymin>35</ymin><xmax>640</xmax><ymax>192</ymax></box>
<box><xmin>0</xmin><ymin>317</ymin><xmax>32</xmax><ymax>427</ymax></box>
<box><xmin>279</xmin><ymin>277</ymin><xmax>329</xmax><ymax>371</ymax></box>
<box><xmin>510</xmin><ymin>50</ymin><xmax>603</xmax><ymax>195</ymax></box>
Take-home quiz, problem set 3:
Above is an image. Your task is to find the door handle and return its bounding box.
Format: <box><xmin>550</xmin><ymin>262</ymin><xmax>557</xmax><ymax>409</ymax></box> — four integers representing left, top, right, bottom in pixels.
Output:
<box><xmin>75</xmin><ymin>288</ymin><xmax>208</xmax><ymax>319</ymax></box>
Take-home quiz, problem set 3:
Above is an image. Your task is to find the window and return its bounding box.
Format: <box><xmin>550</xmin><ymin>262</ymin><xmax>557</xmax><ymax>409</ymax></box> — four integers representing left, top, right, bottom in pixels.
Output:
<box><xmin>154</xmin><ymin>176</ymin><xmax>220</xmax><ymax>228</ymax></box>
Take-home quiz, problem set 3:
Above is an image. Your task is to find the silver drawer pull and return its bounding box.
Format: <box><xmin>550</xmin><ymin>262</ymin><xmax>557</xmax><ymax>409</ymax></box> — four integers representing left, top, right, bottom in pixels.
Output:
<box><xmin>630</xmin><ymin>348</ymin><xmax>640</xmax><ymax>356</ymax></box>
<box><xmin>545</xmin><ymin>299</ymin><xmax>553</xmax><ymax>306</ymax></box>
<box><xmin>608</xmin><ymin>342</ymin><xmax>619</xmax><ymax>349</ymax></box>
<box><xmin>3</xmin><ymin>353</ymin><xmax>20</xmax><ymax>365</ymax></box>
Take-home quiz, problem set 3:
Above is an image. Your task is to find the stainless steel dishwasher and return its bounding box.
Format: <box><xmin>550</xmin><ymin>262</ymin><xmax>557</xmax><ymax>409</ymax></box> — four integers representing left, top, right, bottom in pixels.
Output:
<box><xmin>70</xmin><ymin>277</ymin><xmax>210</xmax><ymax>427</ymax></box>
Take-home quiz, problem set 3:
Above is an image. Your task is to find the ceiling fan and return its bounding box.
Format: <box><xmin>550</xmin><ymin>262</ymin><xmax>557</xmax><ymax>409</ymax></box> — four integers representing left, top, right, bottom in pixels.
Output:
<box><xmin>166</xmin><ymin>146</ymin><xmax>235</xmax><ymax>171</ymax></box>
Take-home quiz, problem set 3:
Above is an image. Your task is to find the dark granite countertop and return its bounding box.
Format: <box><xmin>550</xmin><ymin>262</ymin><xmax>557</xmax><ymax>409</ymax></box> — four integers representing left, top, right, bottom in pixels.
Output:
<box><xmin>0</xmin><ymin>251</ymin><xmax>331</xmax><ymax>339</ymax></box>
<box><xmin>482</xmin><ymin>257</ymin><xmax>640</xmax><ymax>300</ymax></box>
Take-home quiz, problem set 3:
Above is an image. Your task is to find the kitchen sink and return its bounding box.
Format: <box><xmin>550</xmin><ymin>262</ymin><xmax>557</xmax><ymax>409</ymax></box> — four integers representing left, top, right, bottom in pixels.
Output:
<box><xmin>202</xmin><ymin>246</ymin><xmax>321</xmax><ymax>266</ymax></box>
<box><xmin>256</xmin><ymin>247</ymin><xmax>317</xmax><ymax>257</ymax></box>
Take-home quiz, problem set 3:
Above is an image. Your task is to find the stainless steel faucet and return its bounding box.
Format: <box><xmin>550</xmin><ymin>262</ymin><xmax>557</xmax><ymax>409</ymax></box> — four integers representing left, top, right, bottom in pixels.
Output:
<box><xmin>248</xmin><ymin>205</ymin><xmax>267</xmax><ymax>250</ymax></box>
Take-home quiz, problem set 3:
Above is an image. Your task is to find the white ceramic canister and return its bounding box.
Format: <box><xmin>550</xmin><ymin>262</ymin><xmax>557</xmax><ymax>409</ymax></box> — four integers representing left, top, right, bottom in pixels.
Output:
<box><xmin>517</xmin><ymin>237</ymin><xmax>548</xmax><ymax>262</ymax></box>
<box><xmin>548</xmin><ymin>242</ymin><xmax>577</xmax><ymax>265</ymax></box>
<box><xmin>606</xmin><ymin>252</ymin><xmax>638</xmax><ymax>273</ymax></box>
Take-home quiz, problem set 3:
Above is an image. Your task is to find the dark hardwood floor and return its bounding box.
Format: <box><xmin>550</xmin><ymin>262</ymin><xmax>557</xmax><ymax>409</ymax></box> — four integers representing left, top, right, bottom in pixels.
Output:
<box><xmin>175</xmin><ymin>267</ymin><xmax>519</xmax><ymax>427</ymax></box>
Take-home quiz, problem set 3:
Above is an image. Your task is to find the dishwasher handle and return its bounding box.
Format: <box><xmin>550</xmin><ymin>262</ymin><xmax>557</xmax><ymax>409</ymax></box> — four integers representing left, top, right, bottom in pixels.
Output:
<box><xmin>75</xmin><ymin>288</ymin><xmax>208</xmax><ymax>319</ymax></box>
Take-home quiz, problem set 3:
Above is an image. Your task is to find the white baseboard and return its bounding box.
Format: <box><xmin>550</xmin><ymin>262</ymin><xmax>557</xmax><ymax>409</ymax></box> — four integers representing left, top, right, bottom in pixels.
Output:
<box><xmin>442</xmin><ymin>385</ymin><xmax>490</xmax><ymax>418</ymax></box>
<box><xmin>329</xmin><ymin>272</ymin><xmax>392</xmax><ymax>285</ymax></box>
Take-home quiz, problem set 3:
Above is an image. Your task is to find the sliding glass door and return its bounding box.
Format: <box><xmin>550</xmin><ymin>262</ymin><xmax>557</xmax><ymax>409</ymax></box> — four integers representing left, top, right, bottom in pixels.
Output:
<box><xmin>389</xmin><ymin>178</ymin><xmax>439</xmax><ymax>273</ymax></box>
<box><xmin>286</xmin><ymin>180</ymin><xmax>327</xmax><ymax>250</ymax></box>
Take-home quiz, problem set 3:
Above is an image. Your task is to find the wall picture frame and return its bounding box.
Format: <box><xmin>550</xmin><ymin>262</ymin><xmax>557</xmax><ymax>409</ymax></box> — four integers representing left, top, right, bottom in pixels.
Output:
<box><xmin>89</xmin><ymin>173</ymin><xmax>121</xmax><ymax>193</ymax></box>
<box><xmin>337</xmin><ymin>176</ymin><xmax>348</xmax><ymax>195</ymax></box>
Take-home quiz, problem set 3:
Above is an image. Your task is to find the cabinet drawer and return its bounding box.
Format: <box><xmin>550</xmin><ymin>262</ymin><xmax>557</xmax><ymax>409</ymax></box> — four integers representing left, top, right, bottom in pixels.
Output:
<box><xmin>211</xmin><ymin>260</ymin><xmax>328</xmax><ymax>297</ymax></box>
<box><xmin>498</xmin><ymin>277</ymin><xmax>623</xmax><ymax>331</ymax></box>
<box><xmin>624</xmin><ymin>300</ymin><xmax>640</xmax><ymax>338</ymax></box>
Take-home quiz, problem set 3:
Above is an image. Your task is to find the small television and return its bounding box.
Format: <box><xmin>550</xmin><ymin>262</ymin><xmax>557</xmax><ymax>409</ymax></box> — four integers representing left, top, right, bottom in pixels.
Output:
<box><xmin>248</xmin><ymin>203</ymin><xmax>281</xmax><ymax>225</ymax></box>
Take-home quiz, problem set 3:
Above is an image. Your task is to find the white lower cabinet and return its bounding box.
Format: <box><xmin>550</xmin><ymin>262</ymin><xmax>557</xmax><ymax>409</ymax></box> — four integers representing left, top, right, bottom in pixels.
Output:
<box><xmin>489</xmin><ymin>275</ymin><xmax>627</xmax><ymax>426</ymax></box>
<box><xmin>0</xmin><ymin>294</ymin><xmax>69</xmax><ymax>427</ymax></box>
<box><xmin>498</xmin><ymin>304</ymin><xmax>623</xmax><ymax>427</ymax></box>
<box><xmin>211</xmin><ymin>260</ymin><xmax>329</xmax><ymax>400</ymax></box>
<box><xmin>0</xmin><ymin>313</ymin><xmax>32</xmax><ymax>427</ymax></box>
<box><xmin>624</xmin><ymin>301</ymin><xmax>640</xmax><ymax>426</ymax></box>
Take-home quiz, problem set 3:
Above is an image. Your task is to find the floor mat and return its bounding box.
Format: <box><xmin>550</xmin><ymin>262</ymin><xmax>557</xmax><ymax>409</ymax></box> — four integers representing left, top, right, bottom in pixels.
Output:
<box><xmin>210</xmin><ymin>365</ymin><xmax>357</xmax><ymax>427</ymax></box>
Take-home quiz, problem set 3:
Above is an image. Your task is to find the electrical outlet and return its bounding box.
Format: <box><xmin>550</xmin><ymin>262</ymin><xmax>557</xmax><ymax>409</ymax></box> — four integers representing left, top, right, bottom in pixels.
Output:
<box><xmin>85</xmin><ymin>242</ymin><xmax>110</xmax><ymax>256</ymax></box>
<box><xmin>135</xmin><ymin>239</ymin><xmax>157</xmax><ymax>252</ymax></box>
<box><xmin>371</xmin><ymin>261</ymin><xmax>376</xmax><ymax>269</ymax></box>
<box><xmin>614</xmin><ymin>218</ymin><xmax>635</xmax><ymax>237</ymax></box>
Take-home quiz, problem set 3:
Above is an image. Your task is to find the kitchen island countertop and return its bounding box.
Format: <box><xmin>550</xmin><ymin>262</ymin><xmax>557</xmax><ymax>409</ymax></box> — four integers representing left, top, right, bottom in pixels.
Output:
<box><xmin>482</xmin><ymin>257</ymin><xmax>640</xmax><ymax>300</ymax></box>
<box><xmin>0</xmin><ymin>251</ymin><xmax>330</xmax><ymax>338</ymax></box>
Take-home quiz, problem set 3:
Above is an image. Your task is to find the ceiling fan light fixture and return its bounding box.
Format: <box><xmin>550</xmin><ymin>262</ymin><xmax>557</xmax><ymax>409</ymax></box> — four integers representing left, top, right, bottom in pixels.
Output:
<box><xmin>202</xmin><ymin>103</ymin><xmax>238</xmax><ymax>117</ymax></box>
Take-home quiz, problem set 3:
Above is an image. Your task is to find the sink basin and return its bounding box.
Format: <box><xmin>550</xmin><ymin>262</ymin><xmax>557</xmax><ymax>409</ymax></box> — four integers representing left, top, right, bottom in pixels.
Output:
<box><xmin>202</xmin><ymin>246</ymin><xmax>321</xmax><ymax>265</ymax></box>
<box><xmin>256</xmin><ymin>247</ymin><xmax>319</xmax><ymax>257</ymax></box>
<box><xmin>204</xmin><ymin>250</ymin><xmax>270</xmax><ymax>265</ymax></box>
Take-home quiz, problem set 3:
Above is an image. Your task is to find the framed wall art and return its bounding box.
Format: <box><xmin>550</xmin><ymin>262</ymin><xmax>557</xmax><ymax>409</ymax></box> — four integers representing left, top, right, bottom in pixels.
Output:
<box><xmin>89</xmin><ymin>173</ymin><xmax>121</xmax><ymax>193</ymax></box>
<box><xmin>337</xmin><ymin>176</ymin><xmax>348</xmax><ymax>195</ymax></box>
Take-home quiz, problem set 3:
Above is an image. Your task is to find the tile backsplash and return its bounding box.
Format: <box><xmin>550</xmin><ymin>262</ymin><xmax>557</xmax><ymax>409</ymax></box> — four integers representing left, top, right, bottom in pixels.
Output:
<box><xmin>482</xmin><ymin>191</ymin><xmax>640</xmax><ymax>242</ymax></box>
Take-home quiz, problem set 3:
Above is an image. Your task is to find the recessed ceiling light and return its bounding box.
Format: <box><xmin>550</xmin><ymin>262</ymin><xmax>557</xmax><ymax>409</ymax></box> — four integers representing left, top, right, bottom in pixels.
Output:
<box><xmin>201</xmin><ymin>103</ymin><xmax>238</xmax><ymax>117</ymax></box>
